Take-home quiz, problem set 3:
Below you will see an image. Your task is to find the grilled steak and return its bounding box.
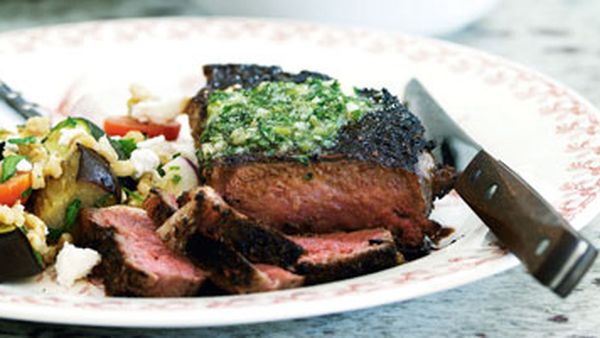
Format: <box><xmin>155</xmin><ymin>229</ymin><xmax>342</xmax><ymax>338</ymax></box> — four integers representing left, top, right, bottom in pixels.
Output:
<box><xmin>290</xmin><ymin>228</ymin><xmax>400</xmax><ymax>284</ymax></box>
<box><xmin>143</xmin><ymin>189</ymin><xmax>179</xmax><ymax>227</ymax></box>
<box><xmin>185</xmin><ymin>64</ymin><xmax>453</xmax><ymax>251</ymax></box>
<box><xmin>158</xmin><ymin>186</ymin><xmax>304</xmax><ymax>268</ymax></box>
<box><xmin>76</xmin><ymin>206</ymin><xmax>206</xmax><ymax>297</ymax></box>
<box><xmin>185</xmin><ymin>234</ymin><xmax>304</xmax><ymax>293</ymax></box>
<box><xmin>255</xmin><ymin>264</ymin><xmax>304</xmax><ymax>290</ymax></box>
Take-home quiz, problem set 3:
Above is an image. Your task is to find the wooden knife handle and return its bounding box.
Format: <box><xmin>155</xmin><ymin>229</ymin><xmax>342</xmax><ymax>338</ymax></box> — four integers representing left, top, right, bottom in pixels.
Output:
<box><xmin>455</xmin><ymin>150</ymin><xmax>597</xmax><ymax>297</ymax></box>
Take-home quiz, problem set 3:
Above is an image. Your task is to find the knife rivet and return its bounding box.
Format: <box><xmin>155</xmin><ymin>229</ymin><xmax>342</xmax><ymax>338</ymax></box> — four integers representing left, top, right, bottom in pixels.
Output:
<box><xmin>535</xmin><ymin>239</ymin><xmax>551</xmax><ymax>256</ymax></box>
<box><xmin>470</xmin><ymin>169</ymin><xmax>482</xmax><ymax>183</ymax></box>
<box><xmin>484</xmin><ymin>184</ymin><xmax>498</xmax><ymax>200</ymax></box>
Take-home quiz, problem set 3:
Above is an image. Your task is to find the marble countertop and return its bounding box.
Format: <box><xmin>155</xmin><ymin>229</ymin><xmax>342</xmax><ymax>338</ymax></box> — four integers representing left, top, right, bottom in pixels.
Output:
<box><xmin>1</xmin><ymin>0</ymin><xmax>600</xmax><ymax>337</ymax></box>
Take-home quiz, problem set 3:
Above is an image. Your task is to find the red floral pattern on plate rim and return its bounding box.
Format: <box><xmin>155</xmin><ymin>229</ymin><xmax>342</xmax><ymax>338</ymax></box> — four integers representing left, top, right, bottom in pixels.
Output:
<box><xmin>0</xmin><ymin>18</ymin><xmax>597</xmax><ymax>315</ymax></box>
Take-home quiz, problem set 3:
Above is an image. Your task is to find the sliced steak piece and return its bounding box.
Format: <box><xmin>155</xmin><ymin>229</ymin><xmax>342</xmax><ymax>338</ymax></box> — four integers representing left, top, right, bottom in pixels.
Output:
<box><xmin>158</xmin><ymin>186</ymin><xmax>304</xmax><ymax>268</ymax></box>
<box><xmin>290</xmin><ymin>228</ymin><xmax>400</xmax><ymax>284</ymax></box>
<box><xmin>186</xmin><ymin>64</ymin><xmax>454</xmax><ymax>251</ymax></box>
<box><xmin>142</xmin><ymin>189</ymin><xmax>179</xmax><ymax>227</ymax></box>
<box><xmin>186</xmin><ymin>234</ymin><xmax>303</xmax><ymax>293</ymax></box>
<box><xmin>255</xmin><ymin>264</ymin><xmax>304</xmax><ymax>290</ymax></box>
<box><xmin>76</xmin><ymin>206</ymin><xmax>206</xmax><ymax>297</ymax></box>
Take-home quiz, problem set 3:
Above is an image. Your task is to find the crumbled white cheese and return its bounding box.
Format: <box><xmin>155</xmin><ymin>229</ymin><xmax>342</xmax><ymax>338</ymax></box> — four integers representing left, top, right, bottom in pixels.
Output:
<box><xmin>58</xmin><ymin>128</ymin><xmax>87</xmax><ymax>146</ymax></box>
<box><xmin>55</xmin><ymin>243</ymin><xmax>101</xmax><ymax>288</ymax></box>
<box><xmin>138</xmin><ymin>135</ymin><xmax>174</xmax><ymax>154</ymax></box>
<box><xmin>130</xmin><ymin>148</ymin><xmax>160</xmax><ymax>178</ymax></box>
<box><xmin>16</xmin><ymin>159</ymin><xmax>33</xmax><ymax>172</ymax></box>
<box><xmin>172</xmin><ymin>115</ymin><xmax>199</xmax><ymax>165</ymax></box>
<box><xmin>130</xmin><ymin>97</ymin><xmax>188</xmax><ymax>124</ymax></box>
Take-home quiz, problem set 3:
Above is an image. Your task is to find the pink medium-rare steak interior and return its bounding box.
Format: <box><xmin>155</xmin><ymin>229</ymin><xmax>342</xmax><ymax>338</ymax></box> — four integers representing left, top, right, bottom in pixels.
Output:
<box><xmin>207</xmin><ymin>160</ymin><xmax>436</xmax><ymax>248</ymax></box>
<box><xmin>78</xmin><ymin>206</ymin><xmax>206</xmax><ymax>297</ymax></box>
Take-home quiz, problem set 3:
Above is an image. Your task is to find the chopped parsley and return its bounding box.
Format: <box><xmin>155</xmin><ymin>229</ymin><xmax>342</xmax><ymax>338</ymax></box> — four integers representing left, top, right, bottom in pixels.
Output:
<box><xmin>17</xmin><ymin>225</ymin><xmax>28</xmax><ymax>235</ymax></box>
<box><xmin>1</xmin><ymin>155</ymin><xmax>26</xmax><ymax>183</ymax></box>
<box><xmin>303</xmin><ymin>172</ymin><xmax>314</xmax><ymax>181</ymax></box>
<box><xmin>171</xmin><ymin>174</ymin><xmax>182</xmax><ymax>185</ymax></box>
<box><xmin>33</xmin><ymin>250</ymin><xmax>44</xmax><ymax>267</ymax></box>
<box><xmin>21</xmin><ymin>187</ymin><xmax>33</xmax><ymax>199</ymax></box>
<box><xmin>7</xmin><ymin>136</ymin><xmax>37</xmax><ymax>145</ymax></box>
<box><xmin>110</xmin><ymin>138</ymin><xmax>137</xmax><ymax>160</ymax></box>
<box><xmin>200</xmin><ymin>77</ymin><xmax>376</xmax><ymax>162</ymax></box>
<box><xmin>49</xmin><ymin>198</ymin><xmax>82</xmax><ymax>241</ymax></box>
<box><xmin>157</xmin><ymin>164</ymin><xmax>166</xmax><ymax>177</ymax></box>
<box><xmin>94</xmin><ymin>193</ymin><xmax>113</xmax><ymax>208</ymax></box>
<box><xmin>123</xmin><ymin>187</ymin><xmax>144</xmax><ymax>203</ymax></box>
<box><xmin>63</xmin><ymin>198</ymin><xmax>82</xmax><ymax>233</ymax></box>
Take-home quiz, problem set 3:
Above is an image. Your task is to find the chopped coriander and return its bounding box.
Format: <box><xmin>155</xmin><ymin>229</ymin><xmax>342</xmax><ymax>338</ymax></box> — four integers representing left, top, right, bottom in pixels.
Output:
<box><xmin>33</xmin><ymin>250</ymin><xmax>44</xmax><ymax>267</ymax></box>
<box><xmin>303</xmin><ymin>172</ymin><xmax>314</xmax><ymax>181</ymax></box>
<box><xmin>21</xmin><ymin>187</ymin><xmax>33</xmax><ymax>199</ymax></box>
<box><xmin>1</xmin><ymin>155</ymin><xmax>26</xmax><ymax>183</ymax></box>
<box><xmin>172</xmin><ymin>152</ymin><xmax>181</xmax><ymax>159</ymax></box>
<box><xmin>157</xmin><ymin>164</ymin><xmax>166</xmax><ymax>177</ymax></box>
<box><xmin>17</xmin><ymin>225</ymin><xmax>28</xmax><ymax>235</ymax></box>
<box><xmin>7</xmin><ymin>136</ymin><xmax>37</xmax><ymax>145</ymax></box>
<box><xmin>123</xmin><ymin>187</ymin><xmax>144</xmax><ymax>202</ymax></box>
<box><xmin>171</xmin><ymin>174</ymin><xmax>182</xmax><ymax>184</ymax></box>
<box><xmin>47</xmin><ymin>227</ymin><xmax>63</xmax><ymax>242</ymax></box>
<box><xmin>94</xmin><ymin>193</ymin><xmax>113</xmax><ymax>208</ymax></box>
<box><xmin>63</xmin><ymin>198</ymin><xmax>82</xmax><ymax>233</ymax></box>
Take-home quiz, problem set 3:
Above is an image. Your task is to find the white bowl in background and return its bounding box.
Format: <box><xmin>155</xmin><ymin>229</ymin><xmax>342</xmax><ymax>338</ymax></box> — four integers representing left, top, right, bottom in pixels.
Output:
<box><xmin>198</xmin><ymin>0</ymin><xmax>501</xmax><ymax>36</ymax></box>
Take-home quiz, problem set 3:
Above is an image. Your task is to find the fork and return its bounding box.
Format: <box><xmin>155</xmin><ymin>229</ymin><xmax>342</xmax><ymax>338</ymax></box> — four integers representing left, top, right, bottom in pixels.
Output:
<box><xmin>0</xmin><ymin>80</ymin><xmax>44</xmax><ymax>119</ymax></box>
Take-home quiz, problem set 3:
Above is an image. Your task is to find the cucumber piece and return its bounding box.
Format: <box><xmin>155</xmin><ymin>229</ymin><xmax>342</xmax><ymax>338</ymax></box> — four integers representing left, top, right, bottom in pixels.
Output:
<box><xmin>43</xmin><ymin>117</ymin><xmax>105</xmax><ymax>157</ymax></box>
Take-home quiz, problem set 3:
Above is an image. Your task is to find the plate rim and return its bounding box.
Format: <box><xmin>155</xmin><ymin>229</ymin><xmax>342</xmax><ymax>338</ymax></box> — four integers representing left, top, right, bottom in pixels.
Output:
<box><xmin>0</xmin><ymin>16</ymin><xmax>598</xmax><ymax>327</ymax></box>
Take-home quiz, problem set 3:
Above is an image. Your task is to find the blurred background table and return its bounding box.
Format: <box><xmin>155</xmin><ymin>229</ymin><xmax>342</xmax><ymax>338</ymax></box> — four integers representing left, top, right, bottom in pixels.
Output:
<box><xmin>1</xmin><ymin>0</ymin><xmax>600</xmax><ymax>337</ymax></box>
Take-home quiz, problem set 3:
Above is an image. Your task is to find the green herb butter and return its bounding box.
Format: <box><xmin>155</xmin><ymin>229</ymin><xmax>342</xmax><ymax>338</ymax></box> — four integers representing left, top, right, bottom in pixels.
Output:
<box><xmin>200</xmin><ymin>77</ymin><xmax>376</xmax><ymax>161</ymax></box>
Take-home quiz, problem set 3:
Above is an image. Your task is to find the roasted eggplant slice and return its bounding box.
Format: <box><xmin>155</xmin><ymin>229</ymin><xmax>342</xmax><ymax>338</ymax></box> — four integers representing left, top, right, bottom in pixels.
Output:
<box><xmin>0</xmin><ymin>227</ymin><xmax>43</xmax><ymax>281</ymax></box>
<box><xmin>32</xmin><ymin>145</ymin><xmax>121</xmax><ymax>237</ymax></box>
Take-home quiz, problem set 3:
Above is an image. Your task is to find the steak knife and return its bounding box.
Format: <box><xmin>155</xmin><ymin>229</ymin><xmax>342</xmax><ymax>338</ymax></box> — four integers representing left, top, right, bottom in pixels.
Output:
<box><xmin>404</xmin><ymin>79</ymin><xmax>597</xmax><ymax>297</ymax></box>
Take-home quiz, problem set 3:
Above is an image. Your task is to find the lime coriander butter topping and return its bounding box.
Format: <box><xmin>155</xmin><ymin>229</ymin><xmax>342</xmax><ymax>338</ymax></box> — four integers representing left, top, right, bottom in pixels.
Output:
<box><xmin>199</xmin><ymin>77</ymin><xmax>377</xmax><ymax>161</ymax></box>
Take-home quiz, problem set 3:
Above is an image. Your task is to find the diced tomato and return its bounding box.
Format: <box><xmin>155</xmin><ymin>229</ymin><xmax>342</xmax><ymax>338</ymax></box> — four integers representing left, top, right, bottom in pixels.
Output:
<box><xmin>0</xmin><ymin>173</ymin><xmax>32</xmax><ymax>206</ymax></box>
<box><xmin>104</xmin><ymin>116</ymin><xmax>181</xmax><ymax>141</ymax></box>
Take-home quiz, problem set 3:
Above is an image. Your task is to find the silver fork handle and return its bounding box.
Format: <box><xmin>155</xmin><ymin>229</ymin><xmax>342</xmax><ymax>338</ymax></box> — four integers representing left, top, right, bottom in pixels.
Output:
<box><xmin>0</xmin><ymin>80</ymin><xmax>44</xmax><ymax>119</ymax></box>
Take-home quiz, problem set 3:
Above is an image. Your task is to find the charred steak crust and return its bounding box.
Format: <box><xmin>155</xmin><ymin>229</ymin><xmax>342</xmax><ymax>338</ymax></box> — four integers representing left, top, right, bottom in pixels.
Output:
<box><xmin>296</xmin><ymin>243</ymin><xmax>398</xmax><ymax>285</ymax></box>
<box><xmin>158</xmin><ymin>187</ymin><xmax>305</xmax><ymax>268</ymax></box>
<box><xmin>290</xmin><ymin>229</ymin><xmax>400</xmax><ymax>285</ymax></box>
<box><xmin>185</xmin><ymin>234</ymin><xmax>272</xmax><ymax>294</ymax></box>
<box><xmin>329</xmin><ymin>88</ymin><xmax>428</xmax><ymax>171</ymax></box>
<box><xmin>202</xmin><ymin>63</ymin><xmax>331</xmax><ymax>91</ymax></box>
<box><xmin>77</xmin><ymin>207</ymin><xmax>205</xmax><ymax>297</ymax></box>
<box><xmin>143</xmin><ymin>189</ymin><xmax>179</xmax><ymax>227</ymax></box>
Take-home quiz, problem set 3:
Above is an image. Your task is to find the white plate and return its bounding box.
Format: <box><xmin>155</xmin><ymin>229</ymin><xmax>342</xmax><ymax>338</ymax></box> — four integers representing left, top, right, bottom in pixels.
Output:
<box><xmin>0</xmin><ymin>17</ymin><xmax>598</xmax><ymax>328</ymax></box>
